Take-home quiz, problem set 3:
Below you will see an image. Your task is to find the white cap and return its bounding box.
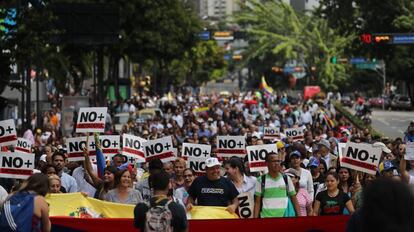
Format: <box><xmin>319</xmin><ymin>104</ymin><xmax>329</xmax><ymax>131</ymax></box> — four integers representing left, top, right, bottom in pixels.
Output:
<box><xmin>205</xmin><ymin>157</ymin><xmax>221</xmax><ymax>168</ymax></box>
<box><xmin>40</xmin><ymin>154</ymin><xmax>47</xmax><ymax>162</ymax></box>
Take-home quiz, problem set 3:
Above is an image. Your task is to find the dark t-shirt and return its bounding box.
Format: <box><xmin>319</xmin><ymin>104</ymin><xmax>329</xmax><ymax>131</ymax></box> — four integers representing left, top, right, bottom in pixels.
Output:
<box><xmin>316</xmin><ymin>190</ymin><xmax>351</xmax><ymax>216</ymax></box>
<box><xmin>188</xmin><ymin>176</ymin><xmax>239</xmax><ymax>207</ymax></box>
<box><xmin>134</xmin><ymin>196</ymin><xmax>187</xmax><ymax>232</ymax></box>
<box><xmin>313</xmin><ymin>174</ymin><xmax>325</xmax><ymax>197</ymax></box>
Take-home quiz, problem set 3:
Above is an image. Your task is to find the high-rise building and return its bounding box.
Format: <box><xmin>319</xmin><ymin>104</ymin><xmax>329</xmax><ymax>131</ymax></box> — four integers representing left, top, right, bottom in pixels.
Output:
<box><xmin>195</xmin><ymin>0</ymin><xmax>240</xmax><ymax>20</ymax></box>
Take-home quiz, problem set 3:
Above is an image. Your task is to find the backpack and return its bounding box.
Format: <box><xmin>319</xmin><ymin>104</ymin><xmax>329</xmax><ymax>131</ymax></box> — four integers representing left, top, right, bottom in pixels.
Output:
<box><xmin>144</xmin><ymin>199</ymin><xmax>173</xmax><ymax>232</ymax></box>
<box><xmin>0</xmin><ymin>191</ymin><xmax>35</xmax><ymax>232</ymax></box>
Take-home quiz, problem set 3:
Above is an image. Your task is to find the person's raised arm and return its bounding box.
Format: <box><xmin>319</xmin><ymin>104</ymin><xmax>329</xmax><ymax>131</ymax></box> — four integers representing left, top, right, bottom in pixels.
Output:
<box><xmin>83</xmin><ymin>147</ymin><xmax>102</xmax><ymax>188</ymax></box>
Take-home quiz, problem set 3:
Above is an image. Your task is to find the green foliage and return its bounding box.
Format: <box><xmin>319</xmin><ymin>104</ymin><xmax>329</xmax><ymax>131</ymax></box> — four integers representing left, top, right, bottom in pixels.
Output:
<box><xmin>234</xmin><ymin>0</ymin><xmax>354</xmax><ymax>91</ymax></box>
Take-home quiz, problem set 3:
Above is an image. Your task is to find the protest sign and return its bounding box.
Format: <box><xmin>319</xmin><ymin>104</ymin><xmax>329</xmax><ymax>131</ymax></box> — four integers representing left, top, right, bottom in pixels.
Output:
<box><xmin>216</xmin><ymin>136</ymin><xmax>246</xmax><ymax>158</ymax></box>
<box><xmin>66</xmin><ymin>137</ymin><xmax>96</xmax><ymax>161</ymax></box>
<box><xmin>263</xmin><ymin>127</ymin><xmax>280</xmax><ymax>140</ymax></box>
<box><xmin>15</xmin><ymin>138</ymin><xmax>32</xmax><ymax>154</ymax></box>
<box><xmin>144</xmin><ymin>136</ymin><xmax>175</xmax><ymax>163</ymax></box>
<box><xmin>238</xmin><ymin>192</ymin><xmax>254</xmax><ymax>219</ymax></box>
<box><xmin>284</xmin><ymin>128</ymin><xmax>304</xmax><ymax>141</ymax></box>
<box><xmin>246</xmin><ymin>144</ymin><xmax>277</xmax><ymax>173</ymax></box>
<box><xmin>182</xmin><ymin>143</ymin><xmax>211</xmax><ymax>160</ymax></box>
<box><xmin>0</xmin><ymin>151</ymin><xmax>34</xmax><ymax>179</ymax></box>
<box><xmin>405</xmin><ymin>142</ymin><xmax>414</xmax><ymax>160</ymax></box>
<box><xmin>338</xmin><ymin>143</ymin><xmax>347</xmax><ymax>157</ymax></box>
<box><xmin>76</xmin><ymin>107</ymin><xmax>107</xmax><ymax>133</ymax></box>
<box><xmin>122</xmin><ymin>134</ymin><xmax>147</xmax><ymax>163</ymax></box>
<box><xmin>98</xmin><ymin>135</ymin><xmax>120</xmax><ymax>158</ymax></box>
<box><xmin>340</xmin><ymin>142</ymin><xmax>382</xmax><ymax>175</ymax></box>
<box><xmin>187</xmin><ymin>158</ymin><xmax>207</xmax><ymax>175</ymax></box>
<box><xmin>0</xmin><ymin>119</ymin><xmax>17</xmax><ymax>147</ymax></box>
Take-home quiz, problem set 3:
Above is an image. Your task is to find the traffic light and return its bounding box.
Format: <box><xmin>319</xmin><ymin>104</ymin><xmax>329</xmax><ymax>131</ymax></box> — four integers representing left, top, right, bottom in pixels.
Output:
<box><xmin>330</xmin><ymin>57</ymin><xmax>337</xmax><ymax>64</ymax></box>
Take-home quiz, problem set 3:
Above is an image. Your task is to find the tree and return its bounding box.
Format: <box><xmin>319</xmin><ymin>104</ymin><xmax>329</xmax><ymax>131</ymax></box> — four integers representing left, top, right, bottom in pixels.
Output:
<box><xmin>234</xmin><ymin>0</ymin><xmax>353</xmax><ymax>90</ymax></box>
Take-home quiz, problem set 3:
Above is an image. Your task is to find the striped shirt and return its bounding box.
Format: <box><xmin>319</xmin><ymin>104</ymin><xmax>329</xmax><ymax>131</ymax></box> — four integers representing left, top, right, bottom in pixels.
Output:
<box><xmin>255</xmin><ymin>173</ymin><xmax>296</xmax><ymax>218</ymax></box>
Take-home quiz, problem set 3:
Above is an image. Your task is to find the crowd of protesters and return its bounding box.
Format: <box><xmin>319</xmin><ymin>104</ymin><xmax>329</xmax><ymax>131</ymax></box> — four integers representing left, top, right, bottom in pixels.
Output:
<box><xmin>1</xmin><ymin>89</ymin><xmax>414</xmax><ymax>231</ymax></box>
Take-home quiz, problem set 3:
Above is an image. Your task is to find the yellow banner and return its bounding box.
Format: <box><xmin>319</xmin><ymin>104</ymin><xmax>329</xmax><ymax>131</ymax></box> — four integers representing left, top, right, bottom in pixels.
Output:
<box><xmin>193</xmin><ymin>107</ymin><xmax>209</xmax><ymax>114</ymax></box>
<box><xmin>46</xmin><ymin>193</ymin><xmax>239</xmax><ymax>220</ymax></box>
<box><xmin>46</xmin><ymin>193</ymin><xmax>134</xmax><ymax>218</ymax></box>
<box><xmin>190</xmin><ymin>206</ymin><xmax>239</xmax><ymax>219</ymax></box>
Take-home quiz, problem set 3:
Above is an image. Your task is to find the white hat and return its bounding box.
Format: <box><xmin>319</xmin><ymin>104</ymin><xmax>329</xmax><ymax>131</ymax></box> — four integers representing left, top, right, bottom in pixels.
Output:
<box><xmin>40</xmin><ymin>154</ymin><xmax>47</xmax><ymax>162</ymax></box>
<box><xmin>205</xmin><ymin>157</ymin><xmax>221</xmax><ymax>168</ymax></box>
<box><xmin>373</xmin><ymin>142</ymin><xmax>391</xmax><ymax>154</ymax></box>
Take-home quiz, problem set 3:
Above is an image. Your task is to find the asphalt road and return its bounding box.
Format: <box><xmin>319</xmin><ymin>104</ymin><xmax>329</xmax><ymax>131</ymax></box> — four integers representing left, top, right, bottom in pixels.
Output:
<box><xmin>347</xmin><ymin>107</ymin><xmax>413</xmax><ymax>139</ymax></box>
<box><xmin>370</xmin><ymin>109</ymin><xmax>413</xmax><ymax>139</ymax></box>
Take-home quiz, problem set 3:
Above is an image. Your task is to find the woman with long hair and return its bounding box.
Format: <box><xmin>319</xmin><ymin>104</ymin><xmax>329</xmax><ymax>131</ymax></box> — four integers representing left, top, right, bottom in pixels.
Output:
<box><xmin>105</xmin><ymin>169</ymin><xmax>143</xmax><ymax>205</ymax></box>
<box><xmin>0</xmin><ymin>173</ymin><xmax>51</xmax><ymax>232</ymax></box>
<box><xmin>313</xmin><ymin>172</ymin><xmax>355</xmax><ymax>216</ymax></box>
<box><xmin>83</xmin><ymin>148</ymin><xmax>117</xmax><ymax>200</ymax></box>
<box><xmin>224</xmin><ymin>156</ymin><xmax>256</xmax><ymax>194</ymax></box>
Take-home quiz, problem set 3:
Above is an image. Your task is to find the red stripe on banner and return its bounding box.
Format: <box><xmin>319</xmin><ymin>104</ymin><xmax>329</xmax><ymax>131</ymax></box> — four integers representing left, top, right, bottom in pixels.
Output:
<box><xmin>15</xmin><ymin>147</ymin><xmax>31</xmax><ymax>153</ymax></box>
<box><xmin>217</xmin><ymin>149</ymin><xmax>246</xmax><ymax>154</ymax></box>
<box><xmin>0</xmin><ymin>135</ymin><xmax>17</xmax><ymax>143</ymax></box>
<box><xmin>122</xmin><ymin>148</ymin><xmax>145</xmax><ymax>158</ymax></box>
<box><xmin>146</xmin><ymin>152</ymin><xmax>175</xmax><ymax>162</ymax></box>
<box><xmin>291</xmin><ymin>136</ymin><xmax>304</xmax><ymax>140</ymax></box>
<box><xmin>102</xmin><ymin>149</ymin><xmax>118</xmax><ymax>154</ymax></box>
<box><xmin>0</xmin><ymin>168</ymin><xmax>32</xmax><ymax>175</ymax></box>
<box><xmin>69</xmin><ymin>151</ymin><xmax>96</xmax><ymax>158</ymax></box>
<box><xmin>341</xmin><ymin>157</ymin><xmax>377</xmax><ymax>171</ymax></box>
<box><xmin>50</xmin><ymin>215</ymin><xmax>351</xmax><ymax>232</ymax></box>
<box><xmin>76</xmin><ymin>123</ymin><xmax>105</xmax><ymax>129</ymax></box>
<box><xmin>249</xmin><ymin>161</ymin><xmax>267</xmax><ymax>168</ymax></box>
<box><xmin>264</xmin><ymin>134</ymin><xmax>280</xmax><ymax>137</ymax></box>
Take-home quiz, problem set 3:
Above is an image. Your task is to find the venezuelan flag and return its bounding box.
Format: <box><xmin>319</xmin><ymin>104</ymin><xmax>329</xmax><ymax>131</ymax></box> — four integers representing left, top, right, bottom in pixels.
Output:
<box><xmin>94</xmin><ymin>133</ymin><xmax>106</xmax><ymax>179</ymax></box>
<box><xmin>259</xmin><ymin>76</ymin><xmax>274</xmax><ymax>96</ymax></box>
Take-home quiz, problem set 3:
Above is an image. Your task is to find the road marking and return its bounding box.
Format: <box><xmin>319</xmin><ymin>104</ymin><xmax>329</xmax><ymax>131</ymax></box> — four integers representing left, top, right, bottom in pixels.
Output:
<box><xmin>377</xmin><ymin>118</ymin><xmax>390</xmax><ymax>126</ymax></box>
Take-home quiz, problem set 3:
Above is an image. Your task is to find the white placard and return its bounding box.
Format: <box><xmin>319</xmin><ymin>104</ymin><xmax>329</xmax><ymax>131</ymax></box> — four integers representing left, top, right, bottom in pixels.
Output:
<box><xmin>0</xmin><ymin>119</ymin><xmax>17</xmax><ymax>147</ymax></box>
<box><xmin>338</xmin><ymin>142</ymin><xmax>347</xmax><ymax>157</ymax></box>
<box><xmin>263</xmin><ymin>127</ymin><xmax>280</xmax><ymax>140</ymax></box>
<box><xmin>76</xmin><ymin>107</ymin><xmax>107</xmax><ymax>133</ymax></box>
<box><xmin>238</xmin><ymin>192</ymin><xmax>254</xmax><ymax>219</ymax></box>
<box><xmin>405</xmin><ymin>142</ymin><xmax>414</xmax><ymax>160</ymax></box>
<box><xmin>66</xmin><ymin>136</ymin><xmax>96</xmax><ymax>161</ymax></box>
<box><xmin>246</xmin><ymin>144</ymin><xmax>277</xmax><ymax>173</ymax></box>
<box><xmin>0</xmin><ymin>152</ymin><xmax>34</xmax><ymax>179</ymax></box>
<box><xmin>284</xmin><ymin>127</ymin><xmax>304</xmax><ymax>142</ymax></box>
<box><xmin>187</xmin><ymin>157</ymin><xmax>207</xmax><ymax>175</ymax></box>
<box><xmin>144</xmin><ymin>136</ymin><xmax>175</xmax><ymax>163</ymax></box>
<box><xmin>182</xmin><ymin>143</ymin><xmax>211</xmax><ymax>159</ymax></box>
<box><xmin>98</xmin><ymin>135</ymin><xmax>120</xmax><ymax>157</ymax></box>
<box><xmin>339</xmin><ymin>142</ymin><xmax>382</xmax><ymax>175</ymax></box>
<box><xmin>122</xmin><ymin>134</ymin><xmax>147</xmax><ymax>163</ymax></box>
<box><xmin>15</xmin><ymin>138</ymin><xmax>32</xmax><ymax>154</ymax></box>
<box><xmin>216</xmin><ymin>136</ymin><xmax>246</xmax><ymax>158</ymax></box>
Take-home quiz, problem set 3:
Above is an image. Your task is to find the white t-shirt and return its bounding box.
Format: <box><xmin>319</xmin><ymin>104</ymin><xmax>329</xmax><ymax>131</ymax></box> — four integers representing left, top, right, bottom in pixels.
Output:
<box><xmin>298</xmin><ymin>168</ymin><xmax>315</xmax><ymax>201</ymax></box>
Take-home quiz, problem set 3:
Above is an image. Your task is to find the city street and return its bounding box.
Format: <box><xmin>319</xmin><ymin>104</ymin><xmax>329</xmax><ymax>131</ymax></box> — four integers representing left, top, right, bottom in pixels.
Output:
<box><xmin>348</xmin><ymin>107</ymin><xmax>412</xmax><ymax>139</ymax></box>
<box><xmin>370</xmin><ymin>109</ymin><xmax>412</xmax><ymax>139</ymax></box>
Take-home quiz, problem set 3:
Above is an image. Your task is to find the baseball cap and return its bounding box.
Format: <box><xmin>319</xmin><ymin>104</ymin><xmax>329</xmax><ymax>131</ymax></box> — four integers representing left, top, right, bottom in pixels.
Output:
<box><xmin>373</xmin><ymin>142</ymin><xmax>391</xmax><ymax>154</ymax></box>
<box><xmin>379</xmin><ymin>160</ymin><xmax>396</xmax><ymax>173</ymax></box>
<box><xmin>284</xmin><ymin>168</ymin><xmax>300</xmax><ymax>179</ymax></box>
<box><xmin>318</xmin><ymin>139</ymin><xmax>330</xmax><ymax>149</ymax></box>
<box><xmin>341</xmin><ymin>129</ymin><xmax>350</xmax><ymax>136</ymax></box>
<box><xmin>289</xmin><ymin>150</ymin><xmax>301</xmax><ymax>159</ymax></box>
<box><xmin>276</xmin><ymin>141</ymin><xmax>285</xmax><ymax>150</ymax></box>
<box><xmin>39</xmin><ymin>154</ymin><xmax>47</xmax><ymax>162</ymax></box>
<box><xmin>307</xmin><ymin>157</ymin><xmax>320</xmax><ymax>168</ymax></box>
<box><xmin>205</xmin><ymin>157</ymin><xmax>221</xmax><ymax>168</ymax></box>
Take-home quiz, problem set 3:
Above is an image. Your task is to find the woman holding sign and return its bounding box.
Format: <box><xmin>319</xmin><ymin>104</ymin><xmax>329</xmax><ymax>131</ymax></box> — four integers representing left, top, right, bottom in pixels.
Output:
<box><xmin>313</xmin><ymin>172</ymin><xmax>355</xmax><ymax>216</ymax></box>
